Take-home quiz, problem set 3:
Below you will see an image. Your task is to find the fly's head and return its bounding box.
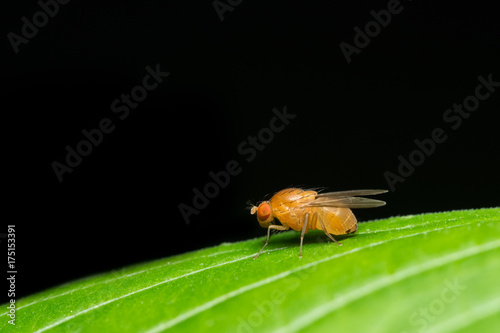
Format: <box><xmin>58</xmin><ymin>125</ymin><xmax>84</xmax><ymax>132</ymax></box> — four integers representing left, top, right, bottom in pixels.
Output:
<box><xmin>250</xmin><ymin>201</ymin><xmax>274</xmax><ymax>228</ymax></box>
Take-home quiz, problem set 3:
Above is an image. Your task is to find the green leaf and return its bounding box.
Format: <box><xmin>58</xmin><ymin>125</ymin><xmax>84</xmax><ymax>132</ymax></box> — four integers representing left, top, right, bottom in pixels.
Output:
<box><xmin>3</xmin><ymin>208</ymin><xmax>500</xmax><ymax>333</ymax></box>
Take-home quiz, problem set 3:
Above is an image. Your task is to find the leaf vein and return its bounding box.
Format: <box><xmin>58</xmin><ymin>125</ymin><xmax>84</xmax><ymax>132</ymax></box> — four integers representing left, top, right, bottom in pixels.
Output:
<box><xmin>144</xmin><ymin>223</ymin><xmax>475</xmax><ymax>332</ymax></box>
<box><xmin>32</xmin><ymin>247</ymin><xmax>287</xmax><ymax>333</ymax></box>
<box><xmin>274</xmin><ymin>238</ymin><xmax>500</xmax><ymax>333</ymax></box>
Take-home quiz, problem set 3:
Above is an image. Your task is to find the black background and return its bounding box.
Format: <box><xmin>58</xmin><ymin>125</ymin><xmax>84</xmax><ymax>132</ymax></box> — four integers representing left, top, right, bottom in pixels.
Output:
<box><xmin>4</xmin><ymin>0</ymin><xmax>500</xmax><ymax>301</ymax></box>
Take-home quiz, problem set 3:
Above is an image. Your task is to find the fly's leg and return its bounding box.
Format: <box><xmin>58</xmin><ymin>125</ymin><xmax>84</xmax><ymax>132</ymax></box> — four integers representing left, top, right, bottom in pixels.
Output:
<box><xmin>315</xmin><ymin>213</ymin><xmax>342</xmax><ymax>246</ymax></box>
<box><xmin>299</xmin><ymin>213</ymin><xmax>310</xmax><ymax>258</ymax></box>
<box><xmin>254</xmin><ymin>225</ymin><xmax>289</xmax><ymax>259</ymax></box>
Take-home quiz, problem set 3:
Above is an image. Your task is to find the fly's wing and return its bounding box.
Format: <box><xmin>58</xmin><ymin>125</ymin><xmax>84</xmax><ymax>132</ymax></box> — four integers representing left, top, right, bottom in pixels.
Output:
<box><xmin>307</xmin><ymin>189</ymin><xmax>387</xmax><ymax>208</ymax></box>
<box><xmin>315</xmin><ymin>189</ymin><xmax>388</xmax><ymax>198</ymax></box>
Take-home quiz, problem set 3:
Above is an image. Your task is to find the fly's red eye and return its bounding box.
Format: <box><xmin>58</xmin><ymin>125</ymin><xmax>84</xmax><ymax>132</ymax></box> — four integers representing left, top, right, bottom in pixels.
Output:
<box><xmin>257</xmin><ymin>203</ymin><xmax>271</xmax><ymax>221</ymax></box>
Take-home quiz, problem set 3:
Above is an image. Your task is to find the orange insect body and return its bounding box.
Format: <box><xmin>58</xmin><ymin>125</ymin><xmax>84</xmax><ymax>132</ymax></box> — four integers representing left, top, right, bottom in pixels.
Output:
<box><xmin>250</xmin><ymin>187</ymin><xmax>387</xmax><ymax>258</ymax></box>
<box><xmin>268</xmin><ymin>188</ymin><xmax>358</xmax><ymax>235</ymax></box>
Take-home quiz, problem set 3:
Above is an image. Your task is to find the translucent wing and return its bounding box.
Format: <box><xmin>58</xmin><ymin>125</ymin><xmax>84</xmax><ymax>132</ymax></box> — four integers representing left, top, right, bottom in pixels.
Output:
<box><xmin>316</xmin><ymin>189</ymin><xmax>388</xmax><ymax>198</ymax></box>
<box><xmin>307</xmin><ymin>189</ymin><xmax>387</xmax><ymax>208</ymax></box>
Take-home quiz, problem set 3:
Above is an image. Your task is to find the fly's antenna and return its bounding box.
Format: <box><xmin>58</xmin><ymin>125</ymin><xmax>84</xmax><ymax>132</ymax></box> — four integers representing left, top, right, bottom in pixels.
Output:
<box><xmin>245</xmin><ymin>200</ymin><xmax>254</xmax><ymax>210</ymax></box>
<box><xmin>246</xmin><ymin>200</ymin><xmax>258</xmax><ymax>214</ymax></box>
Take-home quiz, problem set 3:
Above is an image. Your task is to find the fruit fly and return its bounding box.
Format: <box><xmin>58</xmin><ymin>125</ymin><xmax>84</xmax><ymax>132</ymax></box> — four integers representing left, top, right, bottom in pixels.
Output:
<box><xmin>250</xmin><ymin>188</ymin><xmax>387</xmax><ymax>258</ymax></box>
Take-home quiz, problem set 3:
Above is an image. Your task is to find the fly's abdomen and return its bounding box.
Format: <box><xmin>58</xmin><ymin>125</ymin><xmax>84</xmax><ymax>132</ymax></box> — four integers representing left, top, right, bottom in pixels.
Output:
<box><xmin>313</xmin><ymin>207</ymin><xmax>358</xmax><ymax>235</ymax></box>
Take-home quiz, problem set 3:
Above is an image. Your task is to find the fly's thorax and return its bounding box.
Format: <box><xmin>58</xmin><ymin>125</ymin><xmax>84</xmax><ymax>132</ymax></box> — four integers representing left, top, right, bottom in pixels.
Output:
<box><xmin>270</xmin><ymin>188</ymin><xmax>317</xmax><ymax>230</ymax></box>
<box><xmin>269</xmin><ymin>188</ymin><xmax>317</xmax><ymax>211</ymax></box>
